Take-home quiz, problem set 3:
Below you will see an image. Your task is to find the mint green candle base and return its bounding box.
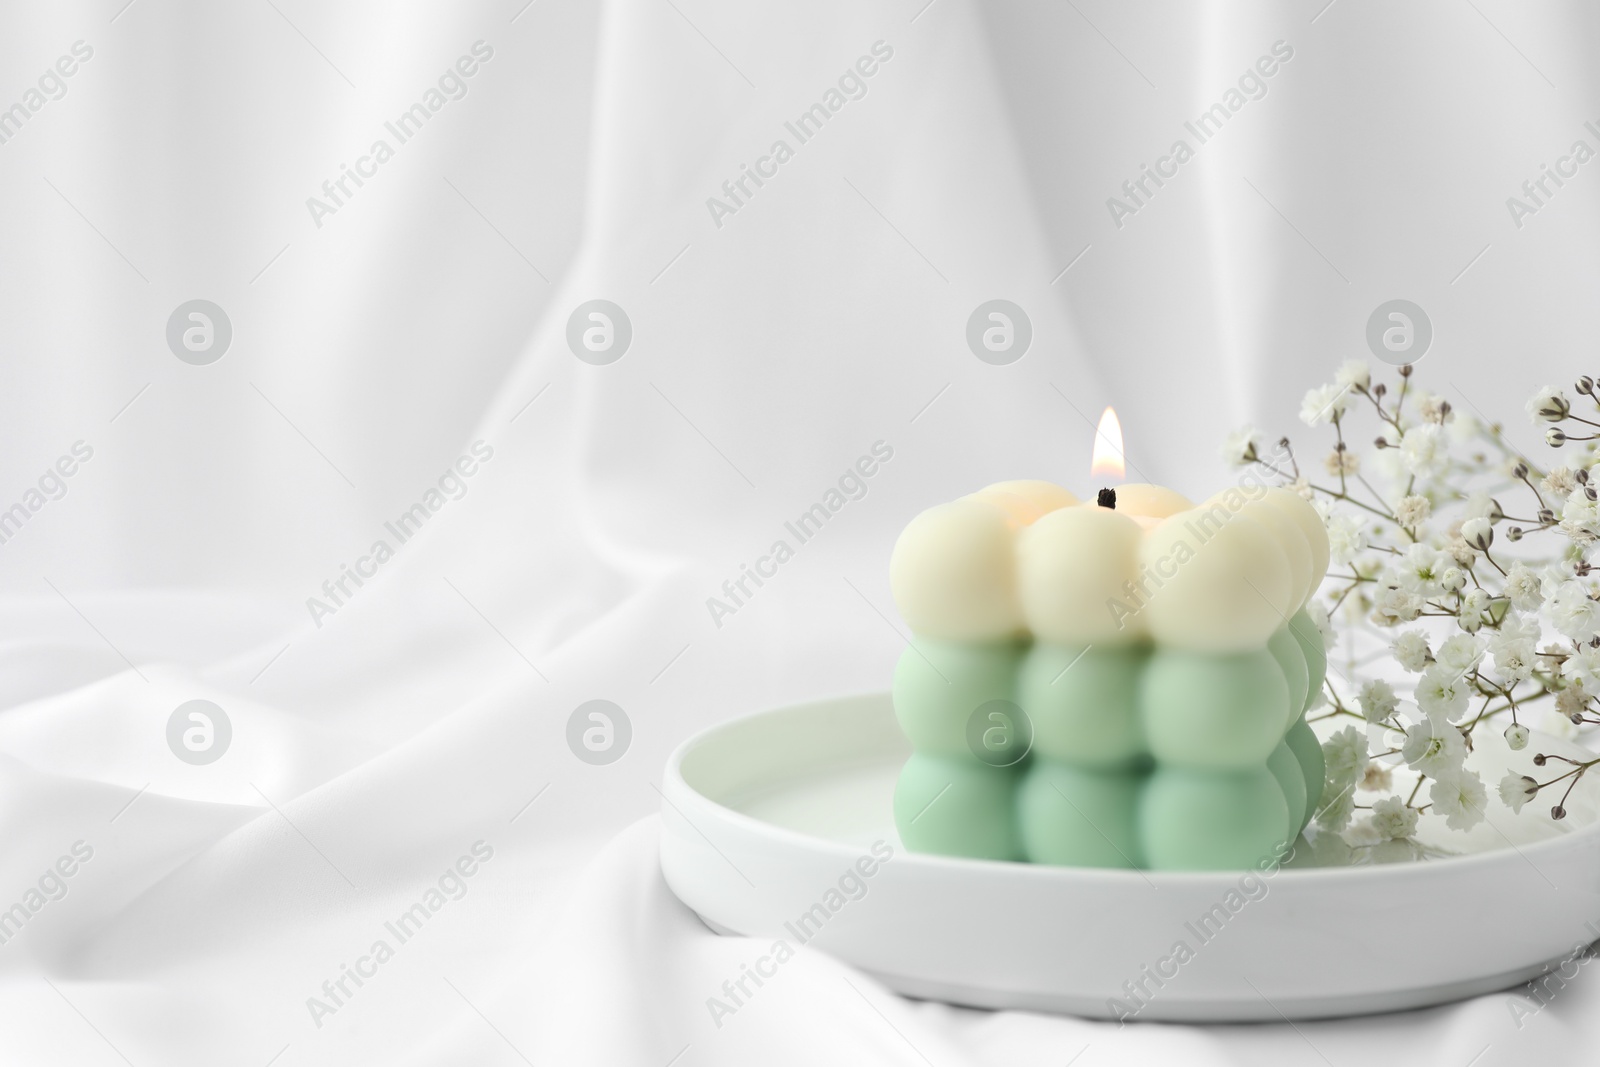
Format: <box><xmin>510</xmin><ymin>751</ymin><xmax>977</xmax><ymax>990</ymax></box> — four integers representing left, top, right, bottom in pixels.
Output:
<box><xmin>1284</xmin><ymin>716</ymin><xmax>1325</xmax><ymax>833</ymax></box>
<box><xmin>890</xmin><ymin>619</ymin><xmax>1329</xmax><ymax>871</ymax></box>
<box><xmin>1016</xmin><ymin>760</ymin><xmax>1144</xmax><ymax>868</ymax></box>
<box><xmin>1265</xmin><ymin>739</ymin><xmax>1307</xmax><ymax>837</ymax></box>
<box><xmin>1018</xmin><ymin>643</ymin><xmax>1146</xmax><ymax>768</ymax></box>
<box><xmin>1139</xmin><ymin>767</ymin><xmax>1290</xmax><ymax>871</ymax></box>
<box><xmin>1138</xmin><ymin>647</ymin><xmax>1289</xmax><ymax>770</ymax></box>
<box><xmin>892</xmin><ymin>638</ymin><xmax>1022</xmax><ymax>758</ymax></box>
<box><xmin>893</xmin><ymin>753</ymin><xmax>1021</xmax><ymax>861</ymax></box>
<box><xmin>1266</xmin><ymin>627</ymin><xmax>1309</xmax><ymax>728</ymax></box>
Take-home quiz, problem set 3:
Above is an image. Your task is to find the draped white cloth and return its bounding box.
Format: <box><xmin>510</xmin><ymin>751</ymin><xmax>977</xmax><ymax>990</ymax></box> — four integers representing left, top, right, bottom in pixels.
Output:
<box><xmin>0</xmin><ymin>0</ymin><xmax>1592</xmax><ymax>1063</ymax></box>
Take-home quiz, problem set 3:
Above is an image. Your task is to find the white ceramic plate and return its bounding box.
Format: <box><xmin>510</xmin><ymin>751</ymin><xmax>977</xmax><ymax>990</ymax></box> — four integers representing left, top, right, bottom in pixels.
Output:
<box><xmin>659</xmin><ymin>692</ymin><xmax>1600</xmax><ymax>1021</ymax></box>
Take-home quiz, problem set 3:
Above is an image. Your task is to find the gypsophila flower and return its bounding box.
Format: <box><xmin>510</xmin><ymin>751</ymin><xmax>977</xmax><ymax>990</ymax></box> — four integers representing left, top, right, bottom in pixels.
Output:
<box><xmin>1548</xmin><ymin>581</ymin><xmax>1600</xmax><ymax>642</ymax></box>
<box><xmin>1220</xmin><ymin>426</ymin><xmax>1261</xmax><ymax>467</ymax></box>
<box><xmin>1568</xmin><ymin>645</ymin><xmax>1600</xmax><ymax>691</ymax></box>
<box><xmin>1325</xmin><ymin>449</ymin><xmax>1360</xmax><ymax>477</ymax></box>
<box><xmin>1392</xmin><ymin>631</ymin><xmax>1431</xmax><ymax>672</ymax></box>
<box><xmin>1394</xmin><ymin>495</ymin><xmax>1431</xmax><ymax>529</ymax></box>
<box><xmin>1402</xmin><ymin>715</ymin><xmax>1467</xmax><ymax>777</ymax></box>
<box><xmin>1528</xmin><ymin>386</ymin><xmax>1571</xmax><ymax>423</ymax></box>
<box><xmin>1504</xmin><ymin>561</ymin><xmax>1544</xmax><ymax>612</ymax></box>
<box><xmin>1370</xmin><ymin>795</ymin><xmax>1419</xmax><ymax>839</ymax></box>
<box><xmin>1459</xmin><ymin>588</ymin><xmax>1493</xmax><ymax>632</ymax></box>
<box><xmin>1416</xmin><ymin>665</ymin><xmax>1471</xmax><ymax>721</ymax></box>
<box><xmin>1335</xmin><ymin>359</ymin><xmax>1371</xmax><ymax>392</ymax></box>
<box><xmin>1435</xmin><ymin>634</ymin><xmax>1485</xmax><ymax>677</ymax></box>
<box><xmin>1556</xmin><ymin>680</ymin><xmax>1591</xmax><ymax>721</ymax></box>
<box><xmin>1487</xmin><ymin>610</ymin><xmax>1539</xmax><ymax>660</ymax></box>
<box><xmin>1541</xmin><ymin>561</ymin><xmax>1576</xmax><ymax>599</ymax></box>
<box><xmin>1396</xmin><ymin>543</ymin><xmax>1449</xmax><ymax>596</ymax></box>
<box><xmin>1416</xmin><ymin>392</ymin><xmax>1450</xmax><ymax>425</ymax></box>
<box><xmin>1357</xmin><ymin>679</ymin><xmax>1399</xmax><ymax>724</ymax></box>
<box><xmin>1560</xmin><ymin>489</ymin><xmax>1600</xmax><ymax>544</ymax></box>
<box><xmin>1543</xmin><ymin>466</ymin><xmax>1578</xmax><ymax>497</ymax></box>
<box><xmin>1428</xmin><ymin>769</ymin><xmax>1488</xmax><ymax>831</ymax></box>
<box><xmin>1324</xmin><ymin>725</ymin><xmax>1369</xmax><ymax>782</ymax></box>
<box><xmin>1316</xmin><ymin>778</ymin><xmax>1357</xmax><ymax>832</ymax></box>
<box><xmin>1360</xmin><ymin>763</ymin><xmax>1393</xmax><ymax>792</ymax></box>
<box><xmin>1498</xmin><ymin>772</ymin><xmax>1538</xmax><ymax>813</ymax></box>
<box><xmin>1301</xmin><ymin>383</ymin><xmax>1351</xmax><ymax>427</ymax></box>
<box><xmin>1326</xmin><ymin>513</ymin><xmax>1367</xmax><ymax>566</ymax></box>
<box><xmin>1487</xmin><ymin>633</ymin><xmax>1536</xmax><ymax>684</ymax></box>
<box><xmin>1227</xmin><ymin>361</ymin><xmax>1600</xmax><ymax>833</ymax></box>
<box><xmin>1400</xmin><ymin>424</ymin><xmax>1448</xmax><ymax>478</ymax></box>
<box><xmin>1371</xmin><ymin>446</ymin><xmax>1409</xmax><ymax>488</ymax></box>
<box><xmin>1373</xmin><ymin>584</ymin><xmax>1425</xmax><ymax>625</ymax></box>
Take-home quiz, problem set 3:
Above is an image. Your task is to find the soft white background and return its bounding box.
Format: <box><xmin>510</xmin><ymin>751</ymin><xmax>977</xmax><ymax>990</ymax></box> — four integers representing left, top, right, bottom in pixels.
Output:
<box><xmin>0</xmin><ymin>0</ymin><xmax>1593</xmax><ymax>1063</ymax></box>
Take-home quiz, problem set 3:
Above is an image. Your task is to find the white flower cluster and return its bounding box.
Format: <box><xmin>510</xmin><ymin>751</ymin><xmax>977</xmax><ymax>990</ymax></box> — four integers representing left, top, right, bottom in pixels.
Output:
<box><xmin>1232</xmin><ymin>363</ymin><xmax>1600</xmax><ymax>843</ymax></box>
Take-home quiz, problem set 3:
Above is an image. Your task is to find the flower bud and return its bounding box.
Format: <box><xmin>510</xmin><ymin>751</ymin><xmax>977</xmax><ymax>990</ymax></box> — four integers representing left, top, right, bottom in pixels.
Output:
<box><xmin>1579</xmin><ymin>468</ymin><xmax>1591</xmax><ymax>485</ymax></box>
<box><xmin>1373</xmin><ymin>383</ymin><xmax>1387</xmax><ymax>398</ymax></box>
<box><xmin>1441</xmin><ymin>567</ymin><xmax>1467</xmax><ymax>592</ymax></box>
<box><xmin>1507</xmin><ymin>526</ymin><xmax>1523</xmax><ymax>542</ymax></box>
<box><xmin>1579</xmin><ymin>376</ymin><xmax>1595</xmax><ymax>395</ymax></box>
<box><xmin>1539</xmin><ymin>508</ymin><xmax>1556</xmax><ymax>524</ymax></box>
<box><xmin>1461</xmin><ymin>517</ymin><xmax>1493</xmax><ymax>551</ymax></box>
<box><xmin>1533</xmin><ymin>391</ymin><xmax>1572</xmax><ymax>421</ymax></box>
<box><xmin>1554</xmin><ymin>804</ymin><xmax>1568</xmax><ymax>820</ymax></box>
<box><xmin>1505</xmin><ymin>723</ymin><xmax>1530</xmax><ymax>750</ymax></box>
<box><xmin>1513</xmin><ymin>462</ymin><xmax>1529</xmax><ymax>479</ymax></box>
<box><xmin>1549</xmin><ymin>427</ymin><xmax>1568</xmax><ymax>446</ymax></box>
<box><xmin>1399</xmin><ymin>364</ymin><xmax>1413</xmax><ymax>378</ymax></box>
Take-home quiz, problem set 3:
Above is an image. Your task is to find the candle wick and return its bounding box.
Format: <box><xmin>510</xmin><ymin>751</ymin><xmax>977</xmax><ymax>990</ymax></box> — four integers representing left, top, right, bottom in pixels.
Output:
<box><xmin>1097</xmin><ymin>487</ymin><xmax>1117</xmax><ymax>509</ymax></box>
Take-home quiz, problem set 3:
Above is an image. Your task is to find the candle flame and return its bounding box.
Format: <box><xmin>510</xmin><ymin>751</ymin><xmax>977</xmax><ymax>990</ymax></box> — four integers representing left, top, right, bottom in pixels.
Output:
<box><xmin>1089</xmin><ymin>406</ymin><xmax>1125</xmax><ymax>482</ymax></box>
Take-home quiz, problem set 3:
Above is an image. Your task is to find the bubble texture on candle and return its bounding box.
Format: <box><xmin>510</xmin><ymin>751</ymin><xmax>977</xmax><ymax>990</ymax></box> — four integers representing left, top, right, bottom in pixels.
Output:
<box><xmin>1284</xmin><ymin>717</ymin><xmax>1326</xmax><ymax>835</ymax></box>
<box><xmin>1263</xmin><ymin>489</ymin><xmax>1331</xmax><ymax>594</ymax></box>
<box><xmin>1016</xmin><ymin>506</ymin><xmax>1147</xmax><ymax>646</ymax></box>
<box><xmin>1289</xmin><ymin>609</ymin><xmax>1327</xmax><ymax>714</ymax></box>
<box><xmin>890</xmin><ymin>480</ymin><xmax>1334</xmax><ymax>871</ymax></box>
<box><xmin>1267</xmin><ymin>627</ymin><xmax>1310</xmax><ymax>730</ymax></box>
<box><xmin>1139</xmin><ymin>767</ymin><xmax>1289</xmax><ymax>871</ymax></box>
<box><xmin>1266</xmin><ymin>739</ymin><xmax>1309</xmax><ymax>838</ymax></box>
<box><xmin>1238</xmin><ymin>495</ymin><xmax>1314</xmax><ymax>608</ymax></box>
<box><xmin>1139</xmin><ymin>511</ymin><xmax>1292</xmax><ymax>651</ymax></box>
<box><xmin>892</xmin><ymin>638</ymin><xmax>1022</xmax><ymax>758</ymax></box>
<box><xmin>1017</xmin><ymin>643</ymin><xmax>1146</xmax><ymax>768</ymax></box>
<box><xmin>889</xmin><ymin>482</ymin><xmax>1330</xmax><ymax>654</ymax></box>
<box><xmin>1017</xmin><ymin>761</ymin><xmax>1144</xmax><ymax>868</ymax></box>
<box><xmin>890</xmin><ymin>498</ymin><xmax>1023</xmax><ymax>642</ymax></box>
<box><xmin>972</xmin><ymin>480</ymin><xmax>1080</xmax><ymax>526</ymax></box>
<box><xmin>1138</xmin><ymin>647</ymin><xmax>1290</xmax><ymax>769</ymax></box>
<box><xmin>893</xmin><ymin>754</ymin><xmax>1022</xmax><ymax>861</ymax></box>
